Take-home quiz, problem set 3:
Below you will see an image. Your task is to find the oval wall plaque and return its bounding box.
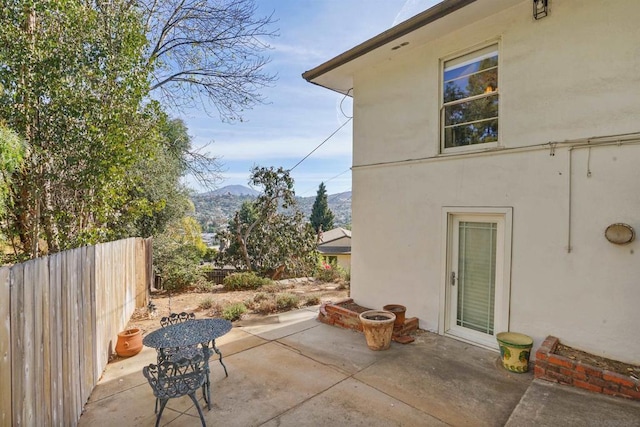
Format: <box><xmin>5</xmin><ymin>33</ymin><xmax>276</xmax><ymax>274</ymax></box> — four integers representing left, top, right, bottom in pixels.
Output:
<box><xmin>604</xmin><ymin>223</ymin><xmax>635</xmax><ymax>245</ymax></box>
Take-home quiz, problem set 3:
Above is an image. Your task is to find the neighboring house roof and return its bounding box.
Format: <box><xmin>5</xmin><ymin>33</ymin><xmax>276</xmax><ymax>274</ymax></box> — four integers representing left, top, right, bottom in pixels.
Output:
<box><xmin>302</xmin><ymin>0</ymin><xmax>518</xmax><ymax>93</ymax></box>
<box><xmin>319</xmin><ymin>227</ymin><xmax>351</xmax><ymax>244</ymax></box>
<box><xmin>318</xmin><ymin>227</ymin><xmax>351</xmax><ymax>255</ymax></box>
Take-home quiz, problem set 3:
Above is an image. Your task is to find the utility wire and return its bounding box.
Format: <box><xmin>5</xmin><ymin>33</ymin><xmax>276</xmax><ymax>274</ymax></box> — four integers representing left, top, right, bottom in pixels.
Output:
<box><xmin>289</xmin><ymin>117</ymin><xmax>352</xmax><ymax>172</ymax></box>
<box><xmin>298</xmin><ymin>168</ymin><xmax>352</xmax><ymax>196</ymax></box>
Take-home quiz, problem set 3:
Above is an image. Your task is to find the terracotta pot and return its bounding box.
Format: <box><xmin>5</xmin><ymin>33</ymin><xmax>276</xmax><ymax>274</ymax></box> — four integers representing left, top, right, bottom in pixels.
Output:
<box><xmin>359</xmin><ymin>310</ymin><xmax>396</xmax><ymax>351</ymax></box>
<box><xmin>116</xmin><ymin>328</ymin><xmax>143</xmax><ymax>357</ymax></box>
<box><xmin>383</xmin><ymin>304</ymin><xmax>406</xmax><ymax>328</ymax></box>
<box><xmin>496</xmin><ymin>332</ymin><xmax>533</xmax><ymax>373</ymax></box>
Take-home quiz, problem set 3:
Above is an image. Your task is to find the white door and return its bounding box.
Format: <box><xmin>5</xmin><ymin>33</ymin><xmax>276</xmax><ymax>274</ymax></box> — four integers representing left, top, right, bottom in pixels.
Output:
<box><xmin>445</xmin><ymin>211</ymin><xmax>511</xmax><ymax>349</ymax></box>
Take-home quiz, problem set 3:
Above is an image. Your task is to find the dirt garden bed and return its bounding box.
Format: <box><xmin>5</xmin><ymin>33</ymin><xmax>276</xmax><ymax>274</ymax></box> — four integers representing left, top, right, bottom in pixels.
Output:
<box><xmin>126</xmin><ymin>277</ymin><xmax>349</xmax><ymax>335</ymax></box>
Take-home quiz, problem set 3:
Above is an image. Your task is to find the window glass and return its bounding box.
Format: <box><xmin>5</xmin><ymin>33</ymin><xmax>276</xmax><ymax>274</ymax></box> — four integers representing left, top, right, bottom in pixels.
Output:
<box><xmin>443</xmin><ymin>45</ymin><xmax>498</xmax><ymax>149</ymax></box>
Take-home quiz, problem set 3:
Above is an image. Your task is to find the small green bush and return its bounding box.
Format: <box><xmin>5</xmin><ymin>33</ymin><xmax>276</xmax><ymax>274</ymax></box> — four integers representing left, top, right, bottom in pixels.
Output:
<box><xmin>223</xmin><ymin>272</ymin><xmax>272</xmax><ymax>291</ymax></box>
<box><xmin>304</xmin><ymin>295</ymin><xmax>321</xmax><ymax>306</ymax></box>
<box><xmin>253</xmin><ymin>292</ymin><xmax>269</xmax><ymax>303</ymax></box>
<box><xmin>314</xmin><ymin>260</ymin><xmax>348</xmax><ymax>283</ymax></box>
<box><xmin>198</xmin><ymin>297</ymin><xmax>214</xmax><ymax>310</ymax></box>
<box><xmin>222</xmin><ymin>302</ymin><xmax>247</xmax><ymax>321</ymax></box>
<box><xmin>275</xmin><ymin>293</ymin><xmax>300</xmax><ymax>311</ymax></box>
<box><xmin>254</xmin><ymin>299</ymin><xmax>277</xmax><ymax>315</ymax></box>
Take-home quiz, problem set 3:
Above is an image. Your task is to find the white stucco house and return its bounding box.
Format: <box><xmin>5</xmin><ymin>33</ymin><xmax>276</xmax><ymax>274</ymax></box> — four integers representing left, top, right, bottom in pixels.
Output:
<box><xmin>317</xmin><ymin>227</ymin><xmax>352</xmax><ymax>272</ymax></box>
<box><xmin>303</xmin><ymin>0</ymin><xmax>640</xmax><ymax>364</ymax></box>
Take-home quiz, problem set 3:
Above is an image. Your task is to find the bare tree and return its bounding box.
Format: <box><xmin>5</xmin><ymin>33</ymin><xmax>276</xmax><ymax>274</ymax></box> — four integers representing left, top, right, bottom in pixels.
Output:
<box><xmin>137</xmin><ymin>0</ymin><xmax>278</xmax><ymax>121</ymax></box>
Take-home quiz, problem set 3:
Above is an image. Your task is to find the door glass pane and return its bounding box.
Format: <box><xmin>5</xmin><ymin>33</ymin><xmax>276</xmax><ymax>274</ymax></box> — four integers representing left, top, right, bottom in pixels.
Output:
<box><xmin>457</xmin><ymin>221</ymin><xmax>496</xmax><ymax>334</ymax></box>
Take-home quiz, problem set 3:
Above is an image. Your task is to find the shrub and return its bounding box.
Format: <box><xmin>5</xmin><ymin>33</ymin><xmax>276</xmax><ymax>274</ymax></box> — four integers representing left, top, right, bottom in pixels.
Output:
<box><xmin>314</xmin><ymin>261</ymin><xmax>347</xmax><ymax>283</ymax></box>
<box><xmin>223</xmin><ymin>272</ymin><xmax>272</xmax><ymax>291</ymax></box>
<box><xmin>222</xmin><ymin>303</ymin><xmax>247</xmax><ymax>321</ymax></box>
<box><xmin>254</xmin><ymin>299</ymin><xmax>277</xmax><ymax>315</ymax></box>
<box><xmin>253</xmin><ymin>292</ymin><xmax>269</xmax><ymax>303</ymax></box>
<box><xmin>304</xmin><ymin>295</ymin><xmax>321</xmax><ymax>306</ymax></box>
<box><xmin>198</xmin><ymin>297</ymin><xmax>214</xmax><ymax>310</ymax></box>
<box><xmin>275</xmin><ymin>293</ymin><xmax>300</xmax><ymax>311</ymax></box>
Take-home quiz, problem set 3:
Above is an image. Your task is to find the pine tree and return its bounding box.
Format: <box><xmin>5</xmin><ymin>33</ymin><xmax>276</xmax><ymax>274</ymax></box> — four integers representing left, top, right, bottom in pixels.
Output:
<box><xmin>310</xmin><ymin>182</ymin><xmax>334</xmax><ymax>233</ymax></box>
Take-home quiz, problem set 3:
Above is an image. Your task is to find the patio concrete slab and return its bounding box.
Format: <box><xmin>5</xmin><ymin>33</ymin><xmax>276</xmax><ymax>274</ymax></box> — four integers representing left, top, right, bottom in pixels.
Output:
<box><xmin>235</xmin><ymin>306</ymin><xmax>319</xmax><ymax>341</ymax></box>
<box><xmin>79</xmin><ymin>307</ymin><xmax>640</xmax><ymax>426</ymax></box>
<box><xmin>262</xmin><ymin>377</ymin><xmax>446</xmax><ymax>426</ymax></box>
<box><xmin>353</xmin><ymin>331</ymin><xmax>532</xmax><ymax>426</ymax></box>
<box><xmin>191</xmin><ymin>340</ymin><xmax>348</xmax><ymax>426</ymax></box>
<box><xmin>277</xmin><ymin>321</ymin><xmax>393</xmax><ymax>375</ymax></box>
<box><xmin>506</xmin><ymin>379</ymin><xmax>640</xmax><ymax>427</ymax></box>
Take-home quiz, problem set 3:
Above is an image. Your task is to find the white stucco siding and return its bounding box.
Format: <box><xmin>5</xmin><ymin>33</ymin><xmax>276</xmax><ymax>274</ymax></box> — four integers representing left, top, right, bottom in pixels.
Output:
<box><xmin>349</xmin><ymin>0</ymin><xmax>640</xmax><ymax>363</ymax></box>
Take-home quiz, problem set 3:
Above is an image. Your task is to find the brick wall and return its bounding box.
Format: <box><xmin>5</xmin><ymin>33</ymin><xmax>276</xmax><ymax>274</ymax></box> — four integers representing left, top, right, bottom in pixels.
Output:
<box><xmin>535</xmin><ymin>336</ymin><xmax>640</xmax><ymax>400</ymax></box>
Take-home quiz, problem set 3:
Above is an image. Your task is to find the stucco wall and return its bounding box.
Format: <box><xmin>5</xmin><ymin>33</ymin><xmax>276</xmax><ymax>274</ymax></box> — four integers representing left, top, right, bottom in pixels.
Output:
<box><xmin>349</xmin><ymin>0</ymin><xmax>640</xmax><ymax>363</ymax></box>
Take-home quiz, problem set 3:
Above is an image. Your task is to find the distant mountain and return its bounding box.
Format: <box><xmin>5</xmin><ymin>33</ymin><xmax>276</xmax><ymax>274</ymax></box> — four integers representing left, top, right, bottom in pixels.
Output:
<box><xmin>192</xmin><ymin>189</ymin><xmax>351</xmax><ymax>234</ymax></box>
<box><xmin>206</xmin><ymin>185</ymin><xmax>260</xmax><ymax>197</ymax></box>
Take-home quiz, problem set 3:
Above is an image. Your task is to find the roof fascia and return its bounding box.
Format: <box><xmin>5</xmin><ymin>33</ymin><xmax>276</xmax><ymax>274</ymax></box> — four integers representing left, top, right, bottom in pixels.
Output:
<box><xmin>302</xmin><ymin>0</ymin><xmax>477</xmax><ymax>83</ymax></box>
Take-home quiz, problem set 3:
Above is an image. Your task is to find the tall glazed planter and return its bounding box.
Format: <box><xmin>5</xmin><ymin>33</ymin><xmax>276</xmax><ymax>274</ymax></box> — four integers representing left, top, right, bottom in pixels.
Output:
<box><xmin>359</xmin><ymin>310</ymin><xmax>396</xmax><ymax>351</ymax></box>
<box><xmin>496</xmin><ymin>332</ymin><xmax>533</xmax><ymax>373</ymax></box>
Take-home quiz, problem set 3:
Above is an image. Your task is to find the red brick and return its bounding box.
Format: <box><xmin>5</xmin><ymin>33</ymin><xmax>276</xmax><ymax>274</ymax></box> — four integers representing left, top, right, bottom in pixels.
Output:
<box><xmin>535</xmin><ymin>360</ymin><xmax>548</xmax><ymax>370</ymax></box>
<box><xmin>536</xmin><ymin>351</ymin><xmax>549</xmax><ymax>361</ymax></box>
<box><xmin>588</xmin><ymin>376</ymin><xmax>608</xmax><ymax>388</ymax></box>
<box><xmin>574</xmin><ymin>379</ymin><xmax>602</xmax><ymax>393</ymax></box>
<box><xmin>620</xmin><ymin>387</ymin><xmax>640</xmax><ymax>400</ymax></box>
<box><xmin>546</xmin><ymin>369</ymin><xmax>572</xmax><ymax>384</ymax></box>
<box><xmin>575</xmin><ymin>362</ymin><xmax>603</xmax><ymax>378</ymax></box>
<box><xmin>569</xmin><ymin>370</ymin><xmax>587</xmax><ymax>381</ymax></box>
<box><xmin>542</xmin><ymin>336</ymin><xmax>559</xmax><ymax>351</ymax></box>
<box><xmin>603</xmin><ymin>371</ymin><xmax>638</xmax><ymax>389</ymax></box>
<box><xmin>534</xmin><ymin>365</ymin><xmax>546</xmax><ymax>378</ymax></box>
<box><xmin>548</xmin><ymin>354</ymin><xmax>575</xmax><ymax>369</ymax></box>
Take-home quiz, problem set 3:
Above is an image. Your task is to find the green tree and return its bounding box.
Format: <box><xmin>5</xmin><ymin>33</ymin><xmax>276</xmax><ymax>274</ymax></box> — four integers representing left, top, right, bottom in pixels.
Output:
<box><xmin>310</xmin><ymin>182</ymin><xmax>334</xmax><ymax>233</ymax></box>
<box><xmin>0</xmin><ymin>0</ymin><xmax>153</xmax><ymax>257</ymax></box>
<box><xmin>217</xmin><ymin>166</ymin><xmax>317</xmax><ymax>277</ymax></box>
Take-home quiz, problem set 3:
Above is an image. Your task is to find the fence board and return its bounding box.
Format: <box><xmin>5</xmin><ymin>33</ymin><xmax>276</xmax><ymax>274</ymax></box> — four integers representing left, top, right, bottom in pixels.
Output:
<box><xmin>10</xmin><ymin>263</ymin><xmax>25</xmax><ymax>426</ymax></box>
<box><xmin>49</xmin><ymin>253</ymin><xmax>63</xmax><ymax>426</ymax></box>
<box><xmin>0</xmin><ymin>267</ymin><xmax>11</xmax><ymax>426</ymax></box>
<box><xmin>40</xmin><ymin>256</ymin><xmax>52</xmax><ymax>427</ymax></box>
<box><xmin>1</xmin><ymin>237</ymin><xmax>150</xmax><ymax>426</ymax></box>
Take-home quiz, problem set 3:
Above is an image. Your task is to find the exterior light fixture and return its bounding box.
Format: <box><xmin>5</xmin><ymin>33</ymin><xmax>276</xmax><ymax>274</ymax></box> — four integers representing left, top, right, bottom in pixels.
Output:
<box><xmin>533</xmin><ymin>0</ymin><xmax>548</xmax><ymax>20</ymax></box>
<box><xmin>604</xmin><ymin>223</ymin><xmax>635</xmax><ymax>245</ymax></box>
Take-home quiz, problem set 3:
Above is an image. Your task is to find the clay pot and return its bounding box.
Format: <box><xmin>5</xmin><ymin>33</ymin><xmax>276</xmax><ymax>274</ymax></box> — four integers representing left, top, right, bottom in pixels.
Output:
<box><xmin>383</xmin><ymin>304</ymin><xmax>406</xmax><ymax>328</ymax></box>
<box><xmin>359</xmin><ymin>310</ymin><xmax>396</xmax><ymax>351</ymax></box>
<box><xmin>115</xmin><ymin>328</ymin><xmax>143</xmax><ymax>357</ymax></box>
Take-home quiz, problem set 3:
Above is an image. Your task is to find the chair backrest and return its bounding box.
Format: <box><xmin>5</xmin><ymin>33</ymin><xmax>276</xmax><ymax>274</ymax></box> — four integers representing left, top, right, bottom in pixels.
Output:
<box><xmin>143</xmin><ymin>355</ymin><xmax>207</xmax><ymax>399</ymax></box>
<box><xmin>160</xmin><ymin>312</ymin><xmax>196</xmax><ymax>328</ymax></box>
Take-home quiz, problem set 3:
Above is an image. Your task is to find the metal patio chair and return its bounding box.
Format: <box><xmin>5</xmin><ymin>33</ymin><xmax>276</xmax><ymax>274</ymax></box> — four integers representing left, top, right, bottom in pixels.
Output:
<box><xmin>143</xmin><ymin>355</ymin><xmax>207</xmax><ymax>427</ymax></box>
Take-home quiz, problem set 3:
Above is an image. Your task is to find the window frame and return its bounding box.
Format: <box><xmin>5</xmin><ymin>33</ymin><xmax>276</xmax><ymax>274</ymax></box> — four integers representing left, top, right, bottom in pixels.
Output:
<box><xmin>440</xmin><ymin>40</ymin><xmax>501</xmax><ymax>154</ymax></box>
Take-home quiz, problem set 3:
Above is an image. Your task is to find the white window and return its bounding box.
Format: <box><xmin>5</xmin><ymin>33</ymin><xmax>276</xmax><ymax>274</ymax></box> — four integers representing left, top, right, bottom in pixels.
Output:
<box><xmin>442</xmin><ymin>44</ymin><xmax>499</xmax><ymax>151</ymax></box>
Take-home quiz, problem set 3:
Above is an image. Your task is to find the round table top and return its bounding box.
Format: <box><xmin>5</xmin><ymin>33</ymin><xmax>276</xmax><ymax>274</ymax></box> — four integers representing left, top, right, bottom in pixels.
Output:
<box><xmin>143</xmin><ymin>318</ymin><xmax>232</xmax><ymax>349</ymax></box>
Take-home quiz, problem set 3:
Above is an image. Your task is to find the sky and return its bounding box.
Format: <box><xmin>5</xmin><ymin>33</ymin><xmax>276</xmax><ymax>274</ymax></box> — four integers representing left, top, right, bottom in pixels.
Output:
<box><xmin>182</xmin><ymin>0</ymin><xmax>439</xmax><ymax>197</ymax></box>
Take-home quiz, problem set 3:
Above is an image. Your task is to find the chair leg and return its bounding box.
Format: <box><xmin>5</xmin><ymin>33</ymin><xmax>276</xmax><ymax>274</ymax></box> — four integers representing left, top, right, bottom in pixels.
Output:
<box><xmin>154</xmin><ymin>397</ymin><xmax>158</xmax><ymax>414</ymax></box>
<box><xmin>212</xmin><ymin>340</ymin><xmax>228</xmax><ymax>377</ymax></box>
<box><xmin>188</xmin><ymin>392</ymin><xmax>207</xmax><ymax>427</ymax></box>
<box><xmin>156</xmin><ymin>399</ymin><xmax>169</xmax><ymax>427</ymax></box>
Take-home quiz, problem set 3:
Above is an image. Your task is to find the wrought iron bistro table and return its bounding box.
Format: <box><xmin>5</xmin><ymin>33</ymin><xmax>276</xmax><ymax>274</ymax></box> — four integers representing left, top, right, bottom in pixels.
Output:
<box><xmin>143</xmin><ymin>318</ymin><xmax>232</xmax><ymax>410</ymax></box>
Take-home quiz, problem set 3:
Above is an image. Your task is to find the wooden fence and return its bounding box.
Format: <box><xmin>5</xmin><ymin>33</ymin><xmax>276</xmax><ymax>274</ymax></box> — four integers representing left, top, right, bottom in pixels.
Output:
<box><xmin>0</xmin><ymin>237</ymin><xmax>151</xmax><ymax>426</ymax></box>
<box><xmin>202</xmin><ymin>267</ymin><xmax>237</xmax><ymax>285</ymax></box>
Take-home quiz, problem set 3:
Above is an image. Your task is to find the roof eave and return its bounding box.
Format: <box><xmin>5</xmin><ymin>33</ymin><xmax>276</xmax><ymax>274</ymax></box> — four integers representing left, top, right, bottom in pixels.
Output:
<box><xmin>301</xmin><ymin>0</ymin><xmax>477</xmax><ymax>84</ymax></box>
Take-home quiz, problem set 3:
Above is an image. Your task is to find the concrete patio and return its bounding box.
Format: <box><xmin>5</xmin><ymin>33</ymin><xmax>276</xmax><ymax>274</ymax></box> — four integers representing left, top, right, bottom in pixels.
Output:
<box><xmin>79</xmin><ymin>307</ymin><xmax>640</xmax><ymax>426</ymax></box>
